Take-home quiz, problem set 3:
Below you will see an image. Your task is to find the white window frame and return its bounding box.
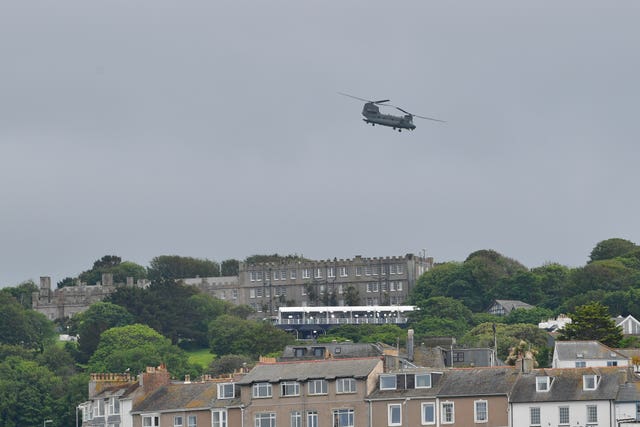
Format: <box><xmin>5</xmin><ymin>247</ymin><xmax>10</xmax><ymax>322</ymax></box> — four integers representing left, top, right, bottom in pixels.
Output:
<box><xmin>529</xmin><ymin>407</ymin><xmax>541</xmax><ymax>426</ymax></box>
<box><xmin>355</xmin><ymin>266</ymin><xmax>362</xmax><ymax>276</ymax></box>
<box><xmin>252</xmin><ymin>382</ymin><xmax>272</xmax><ymax>398</ymax></box>
<box><xmin>380</xmin><ymin>374</ymin><xmax>397</xmax><ymax>390</ymax></box>
<box><xmin>474</xmin><ymin>400</ymin><xmax>488</xmax><ymax>423</ymax></box>
<box><xmin>421</xmin><ymin>402</ymin><xmax>435</xmax><ymax>425</ymax></box>
<box><xmin>587</xmin><ymin>405</ymin><xmax>598</xmax><ymax>424</ymax></box>
<box><xmin>388</xmin><ymin>403</ymin><xmax>402</xmax><ymax>426</ymax></box>
<box><xmin>332</xmin><ymin>409</ymin><xmax>354</xmax><ymax>427</ymax></box>
<box><xmin>415</xmin><ymin>373</ymin><xmax>431</xmax><ymax>388</ymax></box>
<box><xmin>339</xmin><ymin>266</ymin><xmax>348</xmax><ymax>277</ymax></box>
<box><xmin>218</xmin><ymin>382</ymin><xmax>235</xmax><ymax>399</ymax></box>
<box><xmin>290</xmin><ymin>270</ymin><xmax>297</xmax><ymax>280</ymax></box>
<box><xmin>327</xmin><ymin>267</ymin><xmax>336</xmax><ymax>278</ymax></box>
<box><xmin>536</xmin><ymin>376</ymin><xmax>550</xmax><ymax>392</ymax></box>
<box><xmin>143</xmin><ymin>415</ymin><xmax>160</xmax><ymax>427</ymax></box>
<box><xmin>188</xmin><ymin>415</ymin><xmax>197</xmax><ymax>427</ymax></box>
<box><xmin>441</xmin><ymin>402</ymin><xmax>454</xmax><ymax>424</ymax></box>
<box><xmin>280</xmin><ymin>381</ymin><xmax>300</xmax><ymax>397</ymax></box>
<box><xmin>94</xmin><ymin>399</ymin><xmax>105</xmax><ymax>417</ymax></box>
<box><xmin>307</xmin><ymin>379</ymin><xmax>328</xmax><ymax>395</ymax></box>
<box><xmin>212</xmin><ymin>410</ymin><xmax>227</xmax><ymax>427</ymax></box>
<box><xmin>336</xmin><ymin>378</ymin><xmax>357</xmax><ymax>394</ymax></box>
<box><xmin>575</xmin><ymin>361</ymin><xmax>586</xmax><ymax>367</ymax></box>
<box><xmin>583</xmin><ymin>374</ymin><xmax>598</xmax><ymax>390</ymax></box>
<box><xmin>302</xmin><ymin>269</ymin><xmax>310</xmax><ymax>279</ymax></box>
<box><xmin>290</xmin><ymin>411</ymin><xmax>302</xmax><ymax>427</ymax></box>
<box><xmin>559</xmin><ymin>406</ymin><xmax>569</xmax><ymax>425</ymax></box>
<box><xmin>255</xmin><ymin>413</ymin><xmax>276</xmax><ymax>427</ymax></box>
<box><xmin>314</xmin><ymin>268</ymin><xmax>322</xmax><ymax>279</ymax></box>
<box><xmin>307</xmin><ymin>411</ymin><xmax>318</xmax><ymax>427</ymax></box>
<box><xmin>174</xmin><ymin>415</ymin><xmax>184</xmax><ymax>427</ymax></box>
<box><xmin>108</xmin><ymin>397</ymin><xmax>120</xmax><ymax>415</ymax></box>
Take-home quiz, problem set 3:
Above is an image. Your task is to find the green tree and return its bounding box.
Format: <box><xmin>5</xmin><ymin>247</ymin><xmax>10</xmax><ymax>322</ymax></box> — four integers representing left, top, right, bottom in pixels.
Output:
<box><xmin>460</xmin><ymin>322</ymin><xmax>549</xmax><ymax>362</ymax></box>
<box><xmin>505</xmin><ymin>307</ymin><xmax>554</xmax><ymax>325</ymax></box>
<box><xmin>209</xmin><ymin>315</ymin><xmax>294</xmax><ymax>358</ymax></box>
<box><xmin>589</xmin><ymin>238</ymin><xmax>637</xmax><ymax>262</ymax></box>
<box><xmin>244</xmin><ymin>254</ymin><xmax>308</xmax><ymax>264</ymax></box>
<box><xmin>88</xmin><ymin>324</ymin><xmax>194</xmax><ymax>377</ymax></box>
<box><xmin>221</xmin><ymin>259</ymin><xmax>240</xmax><ymax>276</ymax></box>
<box><xmin>0</xmin><ymin>356</ymin><xmax>65</xmax><ymax>427</ymax></box>
<box><xmin>79</xmin><ymin>255</ymin><xmax>147</xmax><ymax>285</ymax></box>
<box><xmin>530</xmin><ymin>263</ymin><xmax>571</xmax><ymax>310</ymax></box>
<box><xmin>559</xmin><ymin>302</ymin><xmax>623</xmax><ymax>347</ymax></box>
<box><xmin>208</xmin><ymin>354</ymin><xmax>253</xmax><ymax>376</ymax></box>
<box><xmin>76</xmin><ymin>302</ymin><xmax>135</xmax><ymax>362</ymax></box>
<box><xmin>0</xmin><ymin>293</ymin><xmax>55</xmax><ymax>350</ymax></box>
<box><xmin>148</xmin><ymin>255</ymin><xmax>220</xmax><ymax>282</ymax></box>
<box><xmin>56</xmin><ymin>277</ymin><xmax>75</xmax><ymax>288</ymax></box>
<box><xmin>1</xmin><ymin>280</ymin><xmax>38</xmax><ymax>309</ymax></box>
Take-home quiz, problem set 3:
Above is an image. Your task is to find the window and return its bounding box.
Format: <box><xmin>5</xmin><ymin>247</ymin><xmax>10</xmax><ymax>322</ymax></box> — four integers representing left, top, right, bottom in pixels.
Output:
<box><xmin>252</xmin><ymin>382</ymin><xmax>272</xmax><ymax>398</ymax></box>
<box><xmin>281</xmin><ymin>381</ymin><xmax>300</xmax><ymax>397</ymax></box>
<box><xmin>94</xmin><ymin>399</ymin><xmax>105</xmax><ymax>417</ymax></box>
<box><xmin>333</xmin><ymin>409</ymin><xmax>354</xmax><ymax>427</ymax></box>
<box><xmin>290</xmin><ymin>270</ymin><xmax>297</xmax><ymax>280</ymax></box>
<box><xmin>364</xmin><ymin>266</ymin><xmax>372</xmax><ymax>276</ymax></box>
<box><xmin>312</xmin><ymin>347</ymin><xmax>325</xmax><ymax>357</ymax></box>
<box><xmin>308</xmin><ymin>379</ymin><xmax>328</xmax><ymax>395</ymax></box>
<box><xmin>380</xmin><ymin>374</ymin><xmax>397</xmax><ymax>390</ymax></box>
<box><xmin>390</xmin><ymin>281</ymin><xmax>396</xmax><ymax>291</ymax></box>
<box><xmin>607</xmin><ymin>360</ymin><xmax>618</xmax><ymax>366</ymax></box>
<box><xmin>367</xmin><ymin>282</ymin><xmax>379</xmax><ymax>293</ymax></box>
<box><xmin>441</xmin><ymin>402</ymin><xmax>454</xmax><ymax>424</ymax></box>
<box><xmin>536</xmin><ymin>376</ymin><xmax>550</xmax><ymax>392</ymax></box>
<box><xmin>529</xmin><ymin>407</ymin><xmax>540</xmax><ymax>426</ymax></box>
<box><xmin>587</xmin><ymin>405</ymin><xmax>598</xmax><ymax>424</ymax></box>
<box><xmin>327</xmin><ymin>267</ymin><xmax>335</xmax><ymax>278</ymax></box>
<box><xmin>396</xmin><ymin>265</ymin><xmax>403</xmax><ymax>274</ymax></box>
<box><xmin>355</xmin><ymin>266</ymin><xmax>363</xmax><ymax>276</ymax></box>
<box><xmin>188</xmin><ymin>415</ymin><xmax>197</xmax><ymax>427</ymax></box>
<box><xmin>218</xmin><ymin>382</ymin><xmax>235</xmax><ymax>399</ymax></box>
<box><xmin>396</xmin><ymin>281</ymin><xmax>403</xmax><ymax>291</ymax></box>
<box><xmin>143</xmin><ymin>416</ymin><xmax>159</xmax><ymax>427</ymax></box>
<box><xmin>415</xmin><ymin>373</ymin><xmax>431</xmax><ymax>388</ymax></box>
<box><xmin>109</xmin><ymin>397</ymin><xmax>120</xmax><ymax>415</ymax></box>
<box><xmin>291</xmin><ymin>411</ymin><xmax>302</xmax><ymax>427</ymax></box>
<box><xmin>256</xmin><ymin>287</ymin><xmax>263</xmax><ymax>297</ymax></box>
<box><xmin>302</xmin><ymin>269</ymin><xmax>310</xmax><ymax>279</ymax></box>
<box><xmin>336</xmin><ymin>378</ymin><xmax>356</xmax><ymax>393</ymax></box>
<box><xmin>559</xmin><ymin>407</ymin><xmax>569</xmax><ymax>425</ymax></box>
<box><xmin>307</xmin><ymin>411</ymin><xmax>318</xmax><ymax>427</ymax></box>
<box><xmin>255</xmin><ymin>413</ymin><xmax>276</xmax><ymax>427</ymax></box>
<box><xmin>474</xmin><ymin>400</ymin><xmax>488</xmax><ymax>423</ymax></box>
<box><xmin>280</xmin><ymin>270</ymin><xmax>286</xmax><ymax>280</ymax></box>
<box><xmin>388</xmin><ymin>404</ymin><xmax>402</xmax><ymax>426</ymax></box>
<box><xmin>339</xmin><ymin>266</ymin><xmax>348</xmax><ymax>277</ymax></box>
<box><xmin>273</xmin><ymin>271</ymin><xmax>279</xmax><ymax>281</ymax></box>
<box><xmin>575</xmin><ymin>361</ymin><xmax>586</xmax><ymax>367</ymax></box>
<box><xmin>453</xmin><ymin>352</ymin><xmax>464</xmax><ymax>363</ymax></box>
<box><xmin>212</xmin><ymin>410</ymin><xmax>226</xmax><ymax>427</ymax></box>
<box><xmin>421</xmin><ymin>403</ymin><xmax>435</xmax><ymax>425</ymax></box>
<box><xmin>294</xmin><ymin>348</ymin><xmax>306</xmax><ymax>357</ymax></box>
<box><xmin>314</xmin><ymin>268</ymin><xmax>322</xmax><ymax>279</ymax></box>
<box><xmin>583</xmin><ymin>375</ymin><xmax>597</xmax><ymax>390</ymax></box>
<box><xmin>174</xmin><ymin>416</ymin><xmax>184</xmax><ymax>427</ymax></box>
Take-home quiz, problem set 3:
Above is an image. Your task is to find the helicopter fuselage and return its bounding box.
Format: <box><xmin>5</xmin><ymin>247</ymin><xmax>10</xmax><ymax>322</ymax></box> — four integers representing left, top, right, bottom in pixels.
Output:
<box><xmin>362</xmin><ymin>102</ymin><xmax>416</xmax><ymax>131</ymax></box>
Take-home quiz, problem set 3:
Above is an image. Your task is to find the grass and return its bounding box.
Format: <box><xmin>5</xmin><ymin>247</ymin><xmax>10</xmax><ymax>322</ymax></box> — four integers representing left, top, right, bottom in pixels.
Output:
<box><xmin>186</xmin><ymin>347</ymin><xmax>216</xmax><ymax>369</ymax></box>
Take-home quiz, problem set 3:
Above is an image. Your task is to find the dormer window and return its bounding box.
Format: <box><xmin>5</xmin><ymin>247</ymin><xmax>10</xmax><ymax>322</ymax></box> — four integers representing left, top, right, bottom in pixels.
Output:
<box><xmin>218</xmin><ymin>382</ymin><xmax>235</xmax><ymax>399</ymax></box>
<box><xmin>380</xmin><ymin>374</ymin><xmax>397</xmax><ymax>390</ymax></box>
<box><xmin>415</xmin><ymin>373</ymin><xmax>432</xmax><ymax>388</ymax></box>
<box><xmin>583</xmin><ymin>374</ymin><xmax>598</xmax><ymax>390</ymax></box>
<box><xmin>536</xmin><ymin>376</ymin><xmax>551</xmax><ymax>392</ymax></box>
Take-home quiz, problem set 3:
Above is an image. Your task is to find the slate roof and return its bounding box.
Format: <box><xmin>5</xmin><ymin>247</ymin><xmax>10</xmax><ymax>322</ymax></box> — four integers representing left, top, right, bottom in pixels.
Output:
<box><xmin>493</xmin><ymin>300</ymin><xmax>534</xmax><ymax>313</ymax></box>
<box><xmin>437</xmin><ymin>367</ymin><xmax>519</xmax><ymax>397</ymax></box>
<box><xmin>132</xmin><ymin>382</ymin><xmax>218</xmax><ymax>413</ymax></box>
<box><xmin>366</xmin><ymin>370</ymin><xmax>445</xmax><ymax>400</ymax></box>
<box><xmin>554</xmin><ymin>340</ymin><xmax>628</xmax><ymax>361</ymax></box>
<box><xmin>280</xmin><ymin>342</ymin><xmax>382</xmax><ymax>360</ymax></box>
<box><xmin>510</xmin><ymin>367</ymin><xmax>623</xmax><ymax>403</ymax></box>
<box><xmin>236</xmin><ymin>357</ymin><xmax>382</xmax><ymax>384</ymax></box>
<box><xmin>616</xmin><ymin>381</ymin><xmax>640</xmax><ymax>403</ymax></box>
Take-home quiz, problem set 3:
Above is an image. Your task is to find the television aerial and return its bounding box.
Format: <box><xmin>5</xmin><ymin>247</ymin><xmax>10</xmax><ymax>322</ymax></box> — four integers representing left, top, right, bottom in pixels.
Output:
<box><xmin>339</xmin><ymin>92</ymin><xmax>445</xmax><ymax>132</ymax></box>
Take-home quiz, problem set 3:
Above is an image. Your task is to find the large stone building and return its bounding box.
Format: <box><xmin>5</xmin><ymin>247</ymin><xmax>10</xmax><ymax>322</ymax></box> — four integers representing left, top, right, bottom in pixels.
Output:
<box><xmin>184</xmin><ymin>253</ymin><xmax>433</xmax><ymax>316</ymax></box>
<box><xmin>32</xmin><ymin>274</ymin><xmax>150</xmax><ymax>320</ymax></box>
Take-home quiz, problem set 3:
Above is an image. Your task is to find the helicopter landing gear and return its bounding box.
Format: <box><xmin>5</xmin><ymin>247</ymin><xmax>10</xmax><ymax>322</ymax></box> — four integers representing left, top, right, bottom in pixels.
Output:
<box><xmin>398</xmin><ymin>129</ymin><xmax>402</xmax><ymax>132</ymax></box>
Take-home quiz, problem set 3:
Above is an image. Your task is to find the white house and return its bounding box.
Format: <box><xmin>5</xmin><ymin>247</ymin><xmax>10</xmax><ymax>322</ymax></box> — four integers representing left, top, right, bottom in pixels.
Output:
<box><xmin>615</xmin><ymin>315</ymin><xmax>640</xmax><ymax>335</ymax></box>
<box><xmin>553</xmin><ymin>341</ymin><xmax>630</xmax><ymax>368</ymax></box>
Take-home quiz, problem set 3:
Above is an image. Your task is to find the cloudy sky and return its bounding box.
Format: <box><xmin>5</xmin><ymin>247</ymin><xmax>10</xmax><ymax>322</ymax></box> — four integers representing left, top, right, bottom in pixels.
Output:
<box><xmin>1</xmin><ymin>1</ymin><xmax>639</xmax><ymax>287</ymax></box>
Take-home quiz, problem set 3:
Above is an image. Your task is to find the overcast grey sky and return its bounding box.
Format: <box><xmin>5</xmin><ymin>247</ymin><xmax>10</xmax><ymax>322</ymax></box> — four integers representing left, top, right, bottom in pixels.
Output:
<box><xmin>1</xmin><ymin>1</ymin><xmax>639</xmax><ymax>287</ymax></box>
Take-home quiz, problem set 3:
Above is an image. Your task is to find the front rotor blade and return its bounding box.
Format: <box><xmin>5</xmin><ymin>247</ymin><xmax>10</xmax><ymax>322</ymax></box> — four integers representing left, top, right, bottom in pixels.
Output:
<box><xmin>396</xmin><ymin>107</ymin><xmax>410</xmax><ymax>115</ymax></box>
<box><xmin>373</xmin><ymin>99</ymin><xmax>391</xmax><ymax>104</ymax></box>
<box><xmin>414</xmin><ymin>114</ymin><xmax>446</xmax><ymax>123</ymax></box>
<box><xmin>338</xmin><ymin>92</ymin><xmax>371</xmax><ymax>103</ymax></box>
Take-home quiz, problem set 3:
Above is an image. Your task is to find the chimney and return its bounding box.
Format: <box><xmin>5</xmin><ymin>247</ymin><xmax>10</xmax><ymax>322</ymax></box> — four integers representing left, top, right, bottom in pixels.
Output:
<box><xmin>184</xmin><ymin>375</ymin><xmax>191</xmax><ymax>383</ymax></box>
<box><xmin>40</xmin><ymin>276</ymin><xmax>51</xmax><ymax>290</ymax></box>
<box><xmin>102</xmin><ymin>273</ymin><xmax>114</xmax><ymax>286</ymax></box>
<box><xmin>407</xmin><ymin>329</ymin><xmax>414</xmax><ymax>362</ymax></box>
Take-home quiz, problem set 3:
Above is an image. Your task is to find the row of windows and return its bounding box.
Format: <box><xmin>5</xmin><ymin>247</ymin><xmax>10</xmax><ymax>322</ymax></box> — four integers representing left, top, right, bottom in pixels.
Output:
<box><xmin>248</xmin><ymin>264</ymin><xmax>406</xmax><ymax>282</ymax></box>
<box><xmin>82</xmin><ymin>398</ymin><xmax>120</xmax><ymax>421</ymax></box>
<box><xmin>249</xmin><ymin>282</ymin><xmax>405</xmax><ymax>299</ymax></box>
<box><xmin>380</xmin><ymin>373</ymin><xmax>432</xmax><ymax>390</ymax></box>
<box><xmin>253</xmin><ymin>409</ymin><xmax>353</xmax><ymax>427</ymax></box>
<box><xmin>366</xmin><ymin>281</ymin><xmax>404</xmax><ymax>292</ymax></box>
<box><xmin>252</xmin><ymin>378</ymin><xmax>357</xmax><ymax>398</ymax></box>
<box><xmin>530</xmin><ymin>405</ymin><xmax>598</xmax><ymax>425</ymax></box>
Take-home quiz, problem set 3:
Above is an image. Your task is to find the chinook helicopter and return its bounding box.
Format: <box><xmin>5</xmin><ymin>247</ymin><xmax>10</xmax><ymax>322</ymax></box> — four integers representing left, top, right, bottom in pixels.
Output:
<box><xmin>339</xmin><ymin>92</ymin><xmax>445</xmax><ymax>131</ymax></box>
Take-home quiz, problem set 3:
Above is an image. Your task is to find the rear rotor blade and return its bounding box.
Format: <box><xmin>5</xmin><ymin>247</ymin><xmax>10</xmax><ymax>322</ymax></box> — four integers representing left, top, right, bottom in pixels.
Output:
<box><xmin>395</xmin><ymin>106</ymin><xmax>446</xmax><ymax>123</ymax></box>
<box><xmin>373</xmin><ymin>99</ymin><xmax>390</xmax><ymax>104</ymax></box>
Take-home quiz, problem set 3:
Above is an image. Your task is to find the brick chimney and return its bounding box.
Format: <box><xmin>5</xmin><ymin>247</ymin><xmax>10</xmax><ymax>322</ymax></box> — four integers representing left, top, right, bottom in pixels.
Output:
<box><xmin>139</xmin><ymin>364</ymin><xmax>171</xmax><ymax>393</ymax></box>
